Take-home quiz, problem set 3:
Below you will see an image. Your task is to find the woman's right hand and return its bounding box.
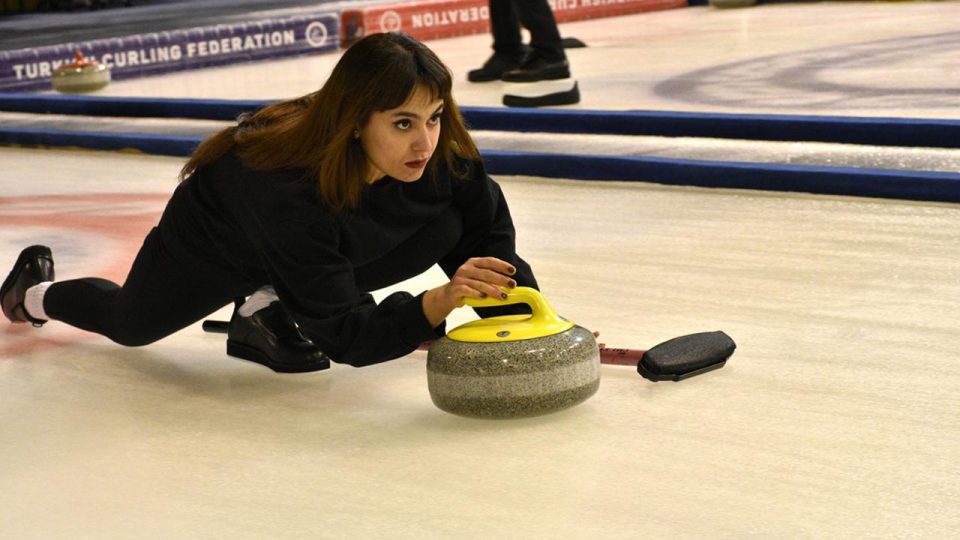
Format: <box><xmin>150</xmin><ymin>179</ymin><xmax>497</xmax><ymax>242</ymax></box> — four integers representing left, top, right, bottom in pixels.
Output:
<box><xmin>422</xmin><ymin>257</ymin><xmax>517</xmax><ymax>327</ymax></box>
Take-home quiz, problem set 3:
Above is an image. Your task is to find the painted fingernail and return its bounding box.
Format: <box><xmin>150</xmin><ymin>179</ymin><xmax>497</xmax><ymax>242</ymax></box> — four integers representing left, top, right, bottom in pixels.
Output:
<box><xmin>500</xmin><ymin>292</ymin><xmax>508</xmax><ymax>300</ymax></box>
<box><xmin>508</xmin><ymin>267</ymin><xmax>516</xmax><ymax>275</ymax></box>
<box><xmin>508</xmin><ymin>280</ymin><xmax>517</xmax><ymax>288</ymax></box>
<box><xmin>479</xmin><ymin>292</ymin><xmax>487</xmax><ymax>298</ymax></box>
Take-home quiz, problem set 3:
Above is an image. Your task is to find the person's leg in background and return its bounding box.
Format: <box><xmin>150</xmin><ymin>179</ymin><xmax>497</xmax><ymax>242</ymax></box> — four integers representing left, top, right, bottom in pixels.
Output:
<box><xmin>468</xmin><ymin>0</ymin><xmax>528</xmax><ymax>82</ymax></box>
<box><xmin>501</xmin><ymin>0</ymin><xmax>571</xmax><ymax>82</ymax></box>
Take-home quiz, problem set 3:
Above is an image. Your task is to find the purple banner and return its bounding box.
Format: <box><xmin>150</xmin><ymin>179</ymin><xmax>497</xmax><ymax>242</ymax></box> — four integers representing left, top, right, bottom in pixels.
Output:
<box><xmin>1</xmin><ymin>12</ymin><xmax>339</xmax><ymax>92</ymax></box>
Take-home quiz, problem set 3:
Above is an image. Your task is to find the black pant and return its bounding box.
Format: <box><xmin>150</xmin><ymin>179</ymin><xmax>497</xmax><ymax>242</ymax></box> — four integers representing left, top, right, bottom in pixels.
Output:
<box><xmin>44</xmin><ymin>226</ymin><xmax>257</xmax><ymax>347</ymax></box>
<box><xmin>490</xmin><ymin>0</ymin><xmax>565</xmax><ymax>62</ymax></box>
<box><xmin>38</xmin><ymin>182</ymin><xmax>459</xmax><ymax>349</ymax></box>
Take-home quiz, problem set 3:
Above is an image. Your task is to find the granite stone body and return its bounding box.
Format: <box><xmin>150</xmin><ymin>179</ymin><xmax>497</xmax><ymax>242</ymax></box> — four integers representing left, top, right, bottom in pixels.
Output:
<box><xmin>52</xmin><ymin>63</ymin><xmax>111</xmax><ymax>93</ymax></box>
<box><xmin>427</xmin><ymin>324</ymin><xmax>601</xmax><ymax>419</ymax></box>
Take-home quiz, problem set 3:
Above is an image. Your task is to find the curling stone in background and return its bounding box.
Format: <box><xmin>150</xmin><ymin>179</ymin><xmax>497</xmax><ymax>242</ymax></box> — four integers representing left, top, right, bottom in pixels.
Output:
<box><xmin>503</xmin><ymin>79</ymin><xmax>580</xmax><ymax>108</ymax></box>
<box><xmin>52</xmin><ymin>51</ymin><xmax>111</xmax><ymax>94</ymax></box>
<box><xmin>427</xmin><ymin>287</ymin><xmax>600</xmax><ymax>419</ymax></box>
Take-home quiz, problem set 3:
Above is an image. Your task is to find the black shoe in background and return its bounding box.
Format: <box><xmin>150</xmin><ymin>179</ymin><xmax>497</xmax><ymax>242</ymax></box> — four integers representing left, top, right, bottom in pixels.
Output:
<box><xmin>501</xmin><ymin>56</ymin><xmax>570</xmax><ymax>83</ymax></box>
<box><xmin>1</xmin><ymin>245</ymin><xmax>54</xmax><ymax>327</ymax></box>
<box><xmin>467</xmin><ymin>52</ymin><xmax>526</xmax><ymax>82</ymax></box>
<box><xmin>503</xmin><ymin>81</ymin><xmax>581</xmax><ymax>108</ymax></box>
<box><xmin>227</xmin><ymin>301</ymin><xmax>331</xmax><ymax>373</ymax></box>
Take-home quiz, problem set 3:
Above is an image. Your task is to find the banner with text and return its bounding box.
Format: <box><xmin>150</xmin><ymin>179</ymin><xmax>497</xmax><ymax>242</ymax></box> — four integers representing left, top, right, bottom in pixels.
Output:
<box><xmin>340</xmin><ymin>0</ymin><xmax>686</xmax><ymax>46</ymax></box>
<box><xmin>1</xmin><ymin>12</ymin><xmax>338</xmax><ymax>92</ymax></box>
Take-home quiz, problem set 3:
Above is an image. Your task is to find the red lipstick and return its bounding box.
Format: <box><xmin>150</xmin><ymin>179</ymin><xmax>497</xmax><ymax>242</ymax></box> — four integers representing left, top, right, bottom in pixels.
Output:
<box><xmin>405</xmin><ymin>159</ymin><xmax>427</xmax><ymax>169</ymax></box>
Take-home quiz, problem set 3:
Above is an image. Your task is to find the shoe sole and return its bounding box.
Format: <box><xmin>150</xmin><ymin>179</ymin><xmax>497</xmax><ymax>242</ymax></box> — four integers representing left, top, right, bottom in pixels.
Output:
<box><xmin>227</xmin><ymin>339</ymin><xmax>331</xmax><ymax>373</ymax></box>
<box><xmin>1</xmin><ymin>245</ymin><xmax>53</xmax><ymax>325</ymax></box>
<box><xmin>501</xmin><ymin>69</ymin><xmax>571</xmax><ymax>83</ymax></box>
<box><xmin>503</xmin><ymin>82</ymin><xmax>581</xmax><ymax>108</ymax></box>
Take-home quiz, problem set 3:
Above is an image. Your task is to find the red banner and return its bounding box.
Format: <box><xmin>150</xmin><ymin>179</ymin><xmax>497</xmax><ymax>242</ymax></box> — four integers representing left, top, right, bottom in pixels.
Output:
<box><xmin>340</xmin><ymin>0</ymin><xmax>685</xmax><ymax>46</ymax></box>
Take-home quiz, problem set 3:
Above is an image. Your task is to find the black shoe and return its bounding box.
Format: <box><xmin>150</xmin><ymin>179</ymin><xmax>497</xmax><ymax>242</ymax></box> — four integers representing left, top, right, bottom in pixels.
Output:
<box><xmin>503</xmin><ymin>81</ymin><xmax>581</xmax><ymax>108</ymax></box>
<box><xmin>467</xmin><ymin>52</ymin><xmax>525</xmax><ymax>82</ymax></box>
<box><xmin>226</xmin><ymin>301</ymin><xmax>331</xmax><ymax>373</ymax></box>
<box><xmin>501</xmin><ymin>56</ymin><xmax>570</xmax><ymax>83</ymax></box>
<box><xmin>1</xmin><ymin>245</ymin><xmax>54</xmax><ymax>327</ymax></box>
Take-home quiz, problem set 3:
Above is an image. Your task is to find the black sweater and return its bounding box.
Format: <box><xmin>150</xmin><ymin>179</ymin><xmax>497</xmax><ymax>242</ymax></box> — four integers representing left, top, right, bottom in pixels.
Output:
<box><xmin>171</xmin><ymin>150</ymin><xmax>537</xmax><ymax>367</ymax></box>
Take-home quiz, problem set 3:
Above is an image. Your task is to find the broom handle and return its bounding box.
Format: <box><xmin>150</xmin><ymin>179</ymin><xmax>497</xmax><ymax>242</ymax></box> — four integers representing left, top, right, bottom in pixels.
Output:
<box><xmin>202</xmin><ymin>319</ymin><xmax>645</xmax><ymax>367</ymax></box>
<box><xmin>597</xmin><ymin>346</ymin><xmax>646</xmax><ymax>366</ymax></box>
<box><xmin>416</xmin><ymin>341</ymin><xmax>644</xmax><ymax>366</ymax></box>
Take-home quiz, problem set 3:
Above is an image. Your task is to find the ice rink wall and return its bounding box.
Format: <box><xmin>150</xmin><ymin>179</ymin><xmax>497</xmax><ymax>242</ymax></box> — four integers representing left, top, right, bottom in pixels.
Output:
<box><xmin>0</xmin><ymin>0</ymin><xmax>685</xmax><ymax>92</ymax></box>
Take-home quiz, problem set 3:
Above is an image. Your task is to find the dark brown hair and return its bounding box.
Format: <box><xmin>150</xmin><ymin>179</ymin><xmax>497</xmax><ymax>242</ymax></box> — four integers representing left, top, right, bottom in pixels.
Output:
<box><xmin>179</xmin><ymin>32</ymin><xmax>479</xmax><ymax>210</ymax></box>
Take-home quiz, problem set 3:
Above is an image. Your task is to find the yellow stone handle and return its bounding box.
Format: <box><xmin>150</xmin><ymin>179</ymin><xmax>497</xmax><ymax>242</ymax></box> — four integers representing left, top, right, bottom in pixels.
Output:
<box><xmin>463</xmin><ymin>285</ymin><xmax>549</xmax><ymax>312</ymax></box>
<box><xmin>451</xmin><ymin>286</ymin><xmax>573</xmax><ymax>342</ymax></box>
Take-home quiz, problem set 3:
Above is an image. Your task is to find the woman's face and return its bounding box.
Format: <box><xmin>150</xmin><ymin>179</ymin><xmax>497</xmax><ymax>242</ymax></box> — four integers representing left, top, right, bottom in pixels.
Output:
<box><xmin>359</xmin><ymin>85</ymin><xmax>443</xmax><ymax>184</ymax></box>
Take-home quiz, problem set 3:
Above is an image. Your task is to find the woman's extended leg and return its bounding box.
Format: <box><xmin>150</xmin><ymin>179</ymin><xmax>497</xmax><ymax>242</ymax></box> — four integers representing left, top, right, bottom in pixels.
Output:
<box><xmin>43</xmin><ymin>227</ymin><xmax>253</xmax><ymax>347</ymax></box>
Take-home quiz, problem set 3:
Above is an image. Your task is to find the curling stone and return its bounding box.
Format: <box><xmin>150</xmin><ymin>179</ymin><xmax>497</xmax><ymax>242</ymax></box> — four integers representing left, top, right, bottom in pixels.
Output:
<box><xmin>427</xmin><ymin>287</ymin><xmax>600</xmax><ymax>419</ymax></box>
<box><xmin>52</xmin><ymin>51</ymin><xmax>111</xmax><ymax>94</ymax></box>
